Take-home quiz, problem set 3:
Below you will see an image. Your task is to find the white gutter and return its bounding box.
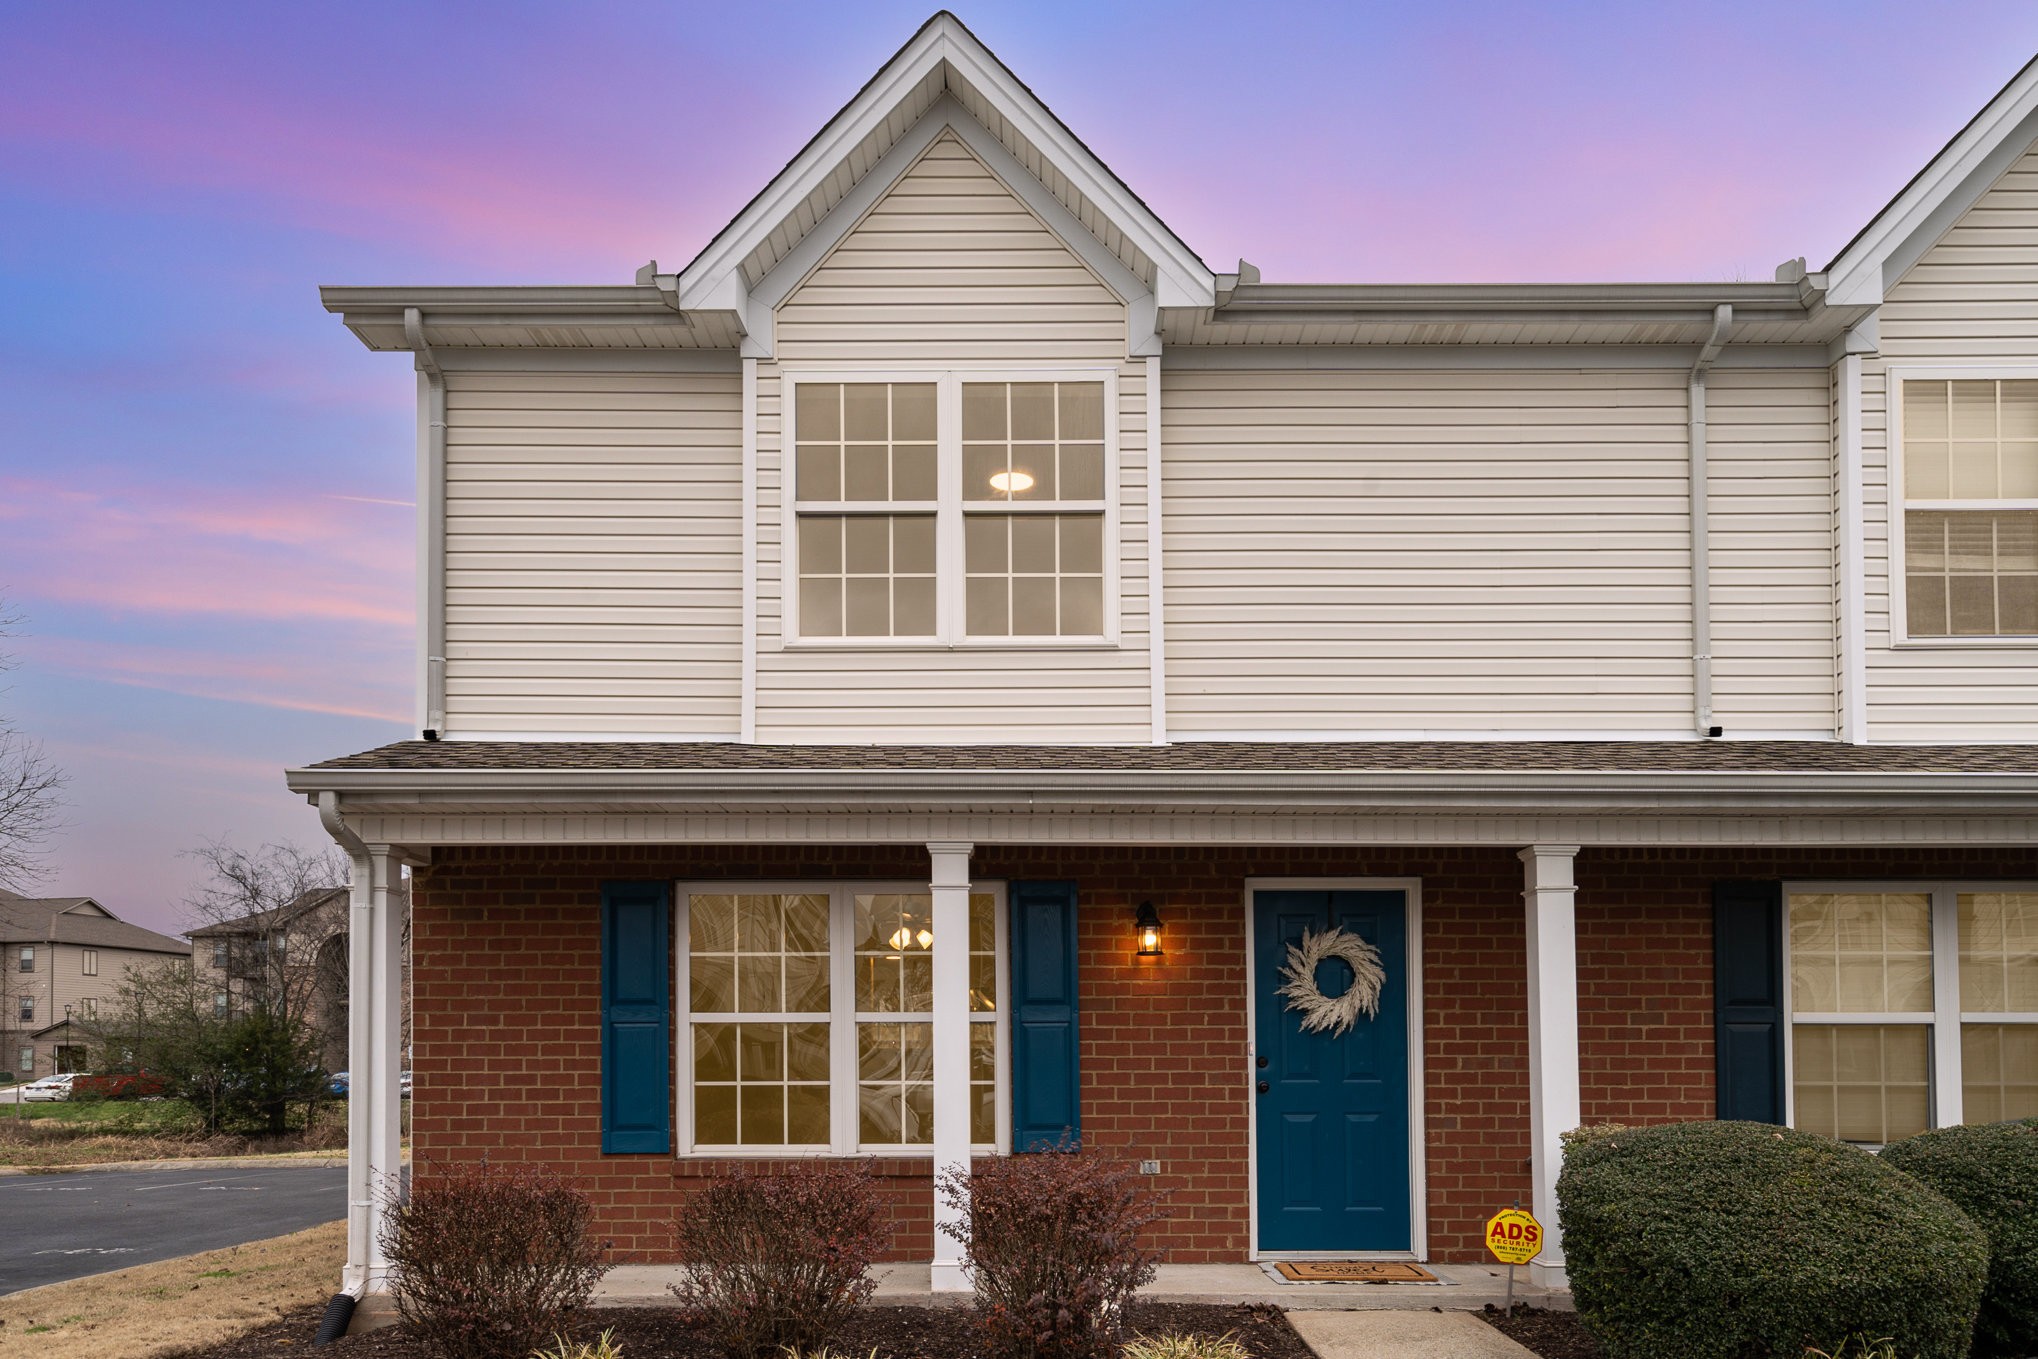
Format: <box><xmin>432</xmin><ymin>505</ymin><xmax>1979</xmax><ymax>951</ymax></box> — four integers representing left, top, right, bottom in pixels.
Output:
<box><xmin>403</xmin><ymin>308</ymin><xmax>447</xmax><ymax>741</ymax></box>
<box><xmin>1689</xmin><ymin>304</ymin><xmax>1732</xmax><ymax>739</ymax></box>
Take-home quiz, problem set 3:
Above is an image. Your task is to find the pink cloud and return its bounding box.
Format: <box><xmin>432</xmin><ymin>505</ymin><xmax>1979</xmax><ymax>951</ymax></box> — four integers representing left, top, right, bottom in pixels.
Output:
<box><xmin>0</xmin><ymin>475</ymin><xmax>412</xmax><ymax>629</ymax></box>
<box><xmin>28</xmin><ymin>634</ymin><xmax>408</xmax><ymax>726</ymax></box>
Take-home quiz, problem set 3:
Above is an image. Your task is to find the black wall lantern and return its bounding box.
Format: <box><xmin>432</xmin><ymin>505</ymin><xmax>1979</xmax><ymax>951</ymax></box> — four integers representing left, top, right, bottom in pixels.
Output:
<box><xmin>1134</xmin><ymin>900</ymin><xmax>1164</xmax><ymax>959</ymax></box>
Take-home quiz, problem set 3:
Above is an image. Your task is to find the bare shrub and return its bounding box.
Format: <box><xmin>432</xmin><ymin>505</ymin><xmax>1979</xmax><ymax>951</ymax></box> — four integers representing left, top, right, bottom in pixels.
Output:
<box><xmin>381</xmin><ymin>1160</ymin><xmax>608</xmax><ymax>1359</ymax></box>
<box><xmin>938</xmin><ymin>1141</ymin><xmax>1167</xmax><ymax>1359</ymax></box>
<box><xmin>668</xmin><ymin>1161</ymin><xmax>885</xmax><ymax>1359</ymax></box>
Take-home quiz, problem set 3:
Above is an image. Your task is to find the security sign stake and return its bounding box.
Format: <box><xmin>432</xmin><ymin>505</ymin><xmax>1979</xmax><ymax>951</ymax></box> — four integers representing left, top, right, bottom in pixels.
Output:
<box><xmin>1486</xmin><ymin>1202</ymin><xmax>1542</xmax><ymax>1312</ymax></box>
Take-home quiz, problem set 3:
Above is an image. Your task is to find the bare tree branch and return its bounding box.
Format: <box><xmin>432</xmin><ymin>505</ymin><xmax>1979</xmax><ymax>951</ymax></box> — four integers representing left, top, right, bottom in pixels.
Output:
<box><xmin>0</xmin><ymin>603</ymin><xmax>67</xmax><ymax>893</ymax></box>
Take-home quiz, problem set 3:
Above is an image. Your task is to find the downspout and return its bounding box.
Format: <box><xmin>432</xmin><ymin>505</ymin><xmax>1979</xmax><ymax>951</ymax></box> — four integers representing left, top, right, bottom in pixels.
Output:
<box><xmin>1688</xmin><ymin>304</ymin><xmax>1732</xmax><ymax>739</ymax></box>
<box><xmin>404</xmin><ymin>308</ymin><xmax>447</xmax><ymax>741</ymax></box>
<box><xmin>319</xmin><ymin>792</ymin><xmax>373</xmax><ymax>1306</ymax></box>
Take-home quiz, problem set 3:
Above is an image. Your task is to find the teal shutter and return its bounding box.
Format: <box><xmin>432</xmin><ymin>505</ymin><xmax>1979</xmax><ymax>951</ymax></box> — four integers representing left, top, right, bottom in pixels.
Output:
<box><xmin>1714</xmin><ymin>879</ymin><xmax>1785</xmax><ymax>1124</ymax></box>
<box><xmin>1009</xmin><ymin>880</ymin><xmax>1080</xmax><ymax>1150</ymax></box>
<box><xmin>601</xmin><ymin>882</ymin><xmax>671</xmax><ymax>1154</ymax></box>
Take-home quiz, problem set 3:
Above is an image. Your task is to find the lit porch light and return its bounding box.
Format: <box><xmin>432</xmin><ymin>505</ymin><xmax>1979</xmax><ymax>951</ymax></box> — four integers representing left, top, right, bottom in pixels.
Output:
<box><xmin>1134</xmin><ymin>900</ymin><xmax>1163</xmax><ymax>959</ymax></box>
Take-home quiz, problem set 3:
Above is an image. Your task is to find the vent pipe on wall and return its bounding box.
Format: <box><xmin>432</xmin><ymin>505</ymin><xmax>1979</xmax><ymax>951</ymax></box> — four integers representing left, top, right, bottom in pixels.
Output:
<box><xmin>1689</xmin><ymin>304</ymin><xmax>1732</xmax><ymax>739</ymax></box>
<box><xmin>404</xmin><ymin>307</ymin><xmax>447</xmax><ymax>742</ymax></box>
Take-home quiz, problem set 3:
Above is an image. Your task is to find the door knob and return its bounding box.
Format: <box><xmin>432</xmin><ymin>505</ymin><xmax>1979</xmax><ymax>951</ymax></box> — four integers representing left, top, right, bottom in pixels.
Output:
<box><xmin>1256</xmin><ymin>1080</ymin><xmax>1270</xmax><ymax>1094</ymax></box>
<box><xmin>1255</xmin><ymin>1055</ymin><xmax>1269</xmax><ymax>1069</ymax></box>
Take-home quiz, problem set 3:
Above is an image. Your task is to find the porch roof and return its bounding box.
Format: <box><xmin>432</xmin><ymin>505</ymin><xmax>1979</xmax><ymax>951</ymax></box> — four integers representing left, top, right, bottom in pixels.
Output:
<box><xmin>301</xmin><ymin>738</ymin><xmax>2038</xmax><ymax>777</ymax></box>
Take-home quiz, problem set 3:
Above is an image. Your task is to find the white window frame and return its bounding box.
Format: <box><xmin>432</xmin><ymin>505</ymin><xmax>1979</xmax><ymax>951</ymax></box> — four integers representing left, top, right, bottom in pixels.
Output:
<box><xmin>1886</xmin><ymin>365</ymin><xmax>2038</xmax><ymax>647</ymax></box>
<box><xmin>81</xmin><ymin>949</ymin><xmax>98</xmax><ymax>977</ymax></box>
<box><xmin>674</xmin><ymin>880</ymin><xmax>1010</xmax><ymax>1157</ymax></box>
<box><xmin>1782</xmin><ymin>880</ymin><xmax>2038</xmax><ymax>1138</ymax></box>
<box><xmin>780</xmin><ymin>368</ymin><xmax>1121</xmax><ymax>650</ymax></box>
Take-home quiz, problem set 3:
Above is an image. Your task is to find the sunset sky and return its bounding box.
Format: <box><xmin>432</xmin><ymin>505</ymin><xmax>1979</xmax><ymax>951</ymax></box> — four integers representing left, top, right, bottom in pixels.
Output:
<box><xmin>3</xmin><ymin>1</ymin><xmax>2037</xmax><ymax>934</ymax></box>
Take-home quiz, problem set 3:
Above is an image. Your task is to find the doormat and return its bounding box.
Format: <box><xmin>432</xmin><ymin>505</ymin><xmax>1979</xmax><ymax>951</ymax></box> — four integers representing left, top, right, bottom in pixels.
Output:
<box><xmin>1272</xmin><ymin>1261</ymin><xmax>1437</xmax><ymax>1283</ymax></box>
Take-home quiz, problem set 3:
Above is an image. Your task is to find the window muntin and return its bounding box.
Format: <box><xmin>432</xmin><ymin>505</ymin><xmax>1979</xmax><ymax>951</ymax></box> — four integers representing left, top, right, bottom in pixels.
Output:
<box><xmin>787</xmin><ymin>374</ymin><xmax>1113</xmax><ymax>644</ymax></box>
<box><xmin>681</xmin><ymin>883</ymin><xmax>1004</xmax><ymax>1154</ymax></box>
<box><xmin>1899</xmin><ymin>378</ymin><xmax>2038</xmax><ymax>639</ymax></box>
<box><xmin>1787</xmin><ymin>884</ymin><xmax>2038</xmax><ymax>1143</ymax></box>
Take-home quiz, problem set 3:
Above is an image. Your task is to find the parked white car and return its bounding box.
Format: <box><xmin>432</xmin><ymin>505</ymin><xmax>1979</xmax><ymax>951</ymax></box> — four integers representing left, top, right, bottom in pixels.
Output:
<box><xmin>20</xmin><ymin>1073</ymin><xmax>77</xmax><ymax>1102</ymax></box>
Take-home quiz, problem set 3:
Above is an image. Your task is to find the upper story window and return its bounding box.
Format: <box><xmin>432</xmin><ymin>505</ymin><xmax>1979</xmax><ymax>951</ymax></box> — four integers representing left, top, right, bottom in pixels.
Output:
<box><xmin>789</xmin><ymin>374</ymin><xmax>1113</xmax><ymax>644</ymax></box>
<box><xmin>211</xmin><ymin>941</ymin><xmax>229</xmax><ymax>969</ymax></box>
<box><xmin>81</xmin><ymin>949</ymin><xmax>97</xmax><ymax>977</ymax></box>
<box><xmin>17</xmin><ymin>946</ymin><xmax>32</xmax><ymax>973</ymax></box>
<box><xmin>17</xmin><ymin>995</ymin><xmax>31</xmax><ymax>1023</ymax></box>
<box><xmin>1898</xmin><ymin>377</ymin><xmax>2038</xmax><ymax>639</ymax></box>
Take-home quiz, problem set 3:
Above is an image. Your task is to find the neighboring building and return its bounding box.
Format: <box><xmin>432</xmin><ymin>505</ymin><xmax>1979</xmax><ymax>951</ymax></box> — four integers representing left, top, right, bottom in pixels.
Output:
<box><xmin>0</xmin><ymin>890</ymin><xmax>192</xmax><ymax>1078</ymax></box>
<box><xmin>188</xmin><ymin>886</ymin><xmax>355</xmax><ymax>1072</ymax></box>
<box><xmin>293</xmin><ymin>15</ymin><xmax>2038</xmax><ymax>1298</ymax></box>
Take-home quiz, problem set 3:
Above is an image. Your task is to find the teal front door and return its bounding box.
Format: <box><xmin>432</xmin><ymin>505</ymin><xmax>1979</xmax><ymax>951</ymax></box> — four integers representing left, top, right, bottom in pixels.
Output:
<box><xmin>1253</xmin><ymin>889</ymin><xmax>1412</xmax><ymax>1253</ymax></box>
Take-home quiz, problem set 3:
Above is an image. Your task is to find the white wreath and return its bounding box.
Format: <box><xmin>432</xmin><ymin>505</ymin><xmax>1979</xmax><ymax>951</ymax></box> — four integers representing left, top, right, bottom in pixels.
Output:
<box><xmin>1276</xmin><ymin>926</ymin><xmax>1385</xmax><ymax>1038</ymax></box>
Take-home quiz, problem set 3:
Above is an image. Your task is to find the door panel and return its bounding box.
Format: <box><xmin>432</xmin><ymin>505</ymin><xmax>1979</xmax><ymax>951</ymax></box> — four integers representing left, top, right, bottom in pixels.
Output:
<box><xmin>1253</xmin><ymin>889</ymin><xmax>1411</xmax><ymax>1253</ymax></box>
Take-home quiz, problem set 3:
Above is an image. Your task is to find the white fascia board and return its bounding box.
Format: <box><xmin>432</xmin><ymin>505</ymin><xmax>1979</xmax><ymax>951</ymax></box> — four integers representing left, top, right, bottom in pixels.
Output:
<box><xmin>1826</xmin><ymin>61</ymin><xmax>2038</xmax><ymax>307</ymax></box>
<box><xmin>676</xmin><ymin>16</ymin><xmax>1213</xmax><ymax>321</ymax></box>
<box><xmin>285</xmin><ymin>765</ymin><xmax>2038</xmax><ymax>815</ymax></box>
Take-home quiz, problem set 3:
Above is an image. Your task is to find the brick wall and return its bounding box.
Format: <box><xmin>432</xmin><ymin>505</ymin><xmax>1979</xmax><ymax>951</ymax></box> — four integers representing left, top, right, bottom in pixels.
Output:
<box><xmin>406</xmin><ymin>842</ymin><xmax>2036</xmax><ymax>1264</ymax></box>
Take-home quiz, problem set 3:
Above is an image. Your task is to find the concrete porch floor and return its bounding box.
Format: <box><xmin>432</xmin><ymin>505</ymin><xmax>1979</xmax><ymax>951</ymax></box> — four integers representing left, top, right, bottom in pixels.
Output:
<box><xmin>595</xmin><ymin>1261</ymin><xmax>1571</xmax><ymax>1312</ymax></box>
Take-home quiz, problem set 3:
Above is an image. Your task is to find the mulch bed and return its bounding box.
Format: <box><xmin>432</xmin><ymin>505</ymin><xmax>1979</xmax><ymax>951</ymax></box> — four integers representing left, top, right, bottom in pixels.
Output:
<box><xmin>166</xmin><ymin>1300</ymin><xmax>1314</xmax><ymax>1359</ymax></box>
<box><xmin>1482</xmin><ymin>1304</ymin><xmax>1603</xmax><ymax>1359</ymax></box>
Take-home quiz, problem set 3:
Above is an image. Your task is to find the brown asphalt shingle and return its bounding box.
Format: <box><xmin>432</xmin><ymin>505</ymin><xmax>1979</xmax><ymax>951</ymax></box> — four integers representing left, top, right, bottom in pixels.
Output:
<box><xmin>302</xmin><ymin>739</ymin><xmax>2038</xmax><ymax>775</ymax></box>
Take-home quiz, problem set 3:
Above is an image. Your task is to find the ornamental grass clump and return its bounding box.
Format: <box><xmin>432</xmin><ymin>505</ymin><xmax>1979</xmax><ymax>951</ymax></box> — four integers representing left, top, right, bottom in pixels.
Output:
<box><xmin>667</xmin><ymin>1161</ymin><xmax>886</xmax><ymax>1359</ymax></box>
<box><xmin>1557</xmin><ymin>1121</ymin><xmax>1987</xmax><ymax>1359</ymax></box>
<box><xmin>938</xmin><ymin>1141</ymin><xmax>1168</xmax><ymax>1359</ymax></box>
<box><xmin>381</xmin><ymin>1159</ymin><xmax>609</xmax><ymax>1359</ymax></box>
<box><xmin>1882</xmin><ymin>1117</ymin><xmax>2038</xmax><ymax>1359</ymax></box>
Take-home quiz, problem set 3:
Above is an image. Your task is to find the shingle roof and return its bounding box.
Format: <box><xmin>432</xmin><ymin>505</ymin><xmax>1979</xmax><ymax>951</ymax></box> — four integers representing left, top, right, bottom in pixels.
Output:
<box><xmin>186</xmin><ymin>887</ymin><xmax>347</xmax><ymax>939</ymax></box>
<box><xmin>0</xmin><ymin>892</ymin><xmax>191</xmax><ymax>953</ymax></box>
<box><xmin>304</xmin><ymin>739</ymin><xmax>2038</xmax><ymax>776</ymax></box>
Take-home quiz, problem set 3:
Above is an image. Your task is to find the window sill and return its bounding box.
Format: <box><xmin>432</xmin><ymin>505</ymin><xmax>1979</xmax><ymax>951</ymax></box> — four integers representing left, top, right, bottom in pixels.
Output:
<box><xmin>671</xmin><ymin>1150</ymin><xmax>997</xmax><ymax>1176</ymax></box>
<box><xmin>778</xmin><ymin>637</ymin><xmax>1122</xmax><ymax>653</ymax></box>
<box><xmin>1887</xmin><ymin>635</ymin><xmax>2038</xmax><ymax>649</ymax></box>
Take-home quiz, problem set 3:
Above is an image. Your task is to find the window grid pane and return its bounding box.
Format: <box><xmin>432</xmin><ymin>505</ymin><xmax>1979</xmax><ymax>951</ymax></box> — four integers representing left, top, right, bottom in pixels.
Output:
<box><xmin>961</xmin><ymin>381</ymin><xmax>1105</xmax><ymax>504</ymax></box>
<box><xmin>1902</xmin><ymin>378</ymin><xmax>2038</xmax><ymax>638</ymax></box>
<box><xmin>795</xmin><ymin>383</ymin><xmax>938</xmax><ymax>503</ymax></box>
<box><xmin>1792</xmin><ymin>1023</ymin><xmax>1931</xmax><ymax>1144</ymax></box>
<box><xmin>964</xmin><ymin>514</ymin><xmax>1104</xmax><ymax>637</ymax></box>
<box><xmin>797</xmin><ymin>514</ymin><xmax>937</xmax><ymax>638</ymax></box>
<box><xmin>1961</xmin><ymin>1023</ymin><xmax>2038</xmax><ymax>1123</ymax></box>
<box><xmin>1789</xmin><ymin>892</ymin><xmax>1934</xmax><ymax>1013</ymax></box>
<box><xmin>1958</xmin><ymin>892</ymin><xmax>2038</xmax><ymax>1012</ymax></box>
<box><xmin>690</xmin><ymin>893</ymin><xmax>831</xmax><ymax>1148</ymax></box>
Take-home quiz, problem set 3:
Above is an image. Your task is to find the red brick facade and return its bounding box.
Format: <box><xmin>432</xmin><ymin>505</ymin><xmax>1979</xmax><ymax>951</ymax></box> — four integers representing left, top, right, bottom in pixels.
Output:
<box><xmin>407</xmin><ymin>842</ymin><xmax>2036</xmax><ymax>1263</ymax></box>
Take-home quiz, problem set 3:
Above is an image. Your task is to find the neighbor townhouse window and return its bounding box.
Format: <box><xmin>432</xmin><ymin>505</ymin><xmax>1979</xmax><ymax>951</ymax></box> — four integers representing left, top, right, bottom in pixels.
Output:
<box><xmin>78</xmin><ymin>998</ymin><xmax>96</xmax><ymax>1021</ymax></box>
<box><xmin>1899</xmin><ymin>378</ymin><xmax>2038</xmax><ymax>638</ymax></box>
<box><xmin>17</xmin><ymin>996</ymin><xmax>31</xmax><ymax>1023</ymax></box>
<box><xmin>213</xmin><ymin>992</ymin><xmax>229</xmax><ymax>1018</ymax></box>
<box><xmin>17</xmin><ymin>946</ymin><xmax>31</xmax><ymax>973</ymax></box>
<box><xmin>1788</xmin><ymin>886</ymin><xmax>2038</xmax><ymax>1144</ymax></box>
<box><xmin>16</xmin><ymin>1047</ymin><xmax>31</xmax><ymax>1073</ymax></box>
<box><xmin>81</xmin><ymin>949</ymin><xmax>98</xmax><ymax>977</ymax></box>
<box><xmin>679</xmin><ymin>885</ymin><xmax>1003</xmax><ymax>1153</ymax></box>
<box><xmin>211</xmin><ymin>942</ymin><xmax>228</xmax><ymax>969</ymax></box>
<box><xmin>789</xmin><ymin>375</ymin><xmax>1112</xmax><ymax>642</ymax></box>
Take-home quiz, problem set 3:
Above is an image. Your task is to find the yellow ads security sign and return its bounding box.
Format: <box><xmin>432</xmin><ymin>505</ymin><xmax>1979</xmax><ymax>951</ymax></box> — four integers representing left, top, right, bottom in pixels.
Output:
<box><xmin>1485</xmin><ymin>1207</ymin><xmax>1543</xmax><ymax>1265</ymax></box>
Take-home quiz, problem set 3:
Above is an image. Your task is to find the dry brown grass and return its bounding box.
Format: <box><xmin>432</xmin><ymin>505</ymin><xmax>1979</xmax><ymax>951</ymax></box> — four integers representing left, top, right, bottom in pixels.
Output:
<box><xmin>0</xmin><ymin>1219</ymin><xmax>344</xmax><ymax>1359</ymax></box>
<box><xmin>0</xmin><ymin>1104</ymin><xmax>351</xmax><ymax>1168</ymax></box>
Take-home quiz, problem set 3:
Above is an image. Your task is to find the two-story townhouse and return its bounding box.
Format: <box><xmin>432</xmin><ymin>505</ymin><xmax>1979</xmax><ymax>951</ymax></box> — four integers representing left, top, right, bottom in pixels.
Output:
<box><xmin>291</xmin><ymin>15</ymin><xmax>2038</xmax><ymax>1300</ymax></box>
<box><xmin>0</xmin><ymin>890</ymin><xmax>193</xmax><ymax>1078</ymax></box>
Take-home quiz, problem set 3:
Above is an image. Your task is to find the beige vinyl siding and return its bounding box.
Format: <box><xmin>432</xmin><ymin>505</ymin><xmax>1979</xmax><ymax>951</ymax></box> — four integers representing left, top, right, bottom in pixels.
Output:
<box><xmin>758</xmin><ymin>127</ymin><xmax>1149</xmax><ymax>742</ymax></box>
<box><xmin>1163</xmin><ymin>366</ymin><xmax>1833</xmax><ymax>734</ymax></box>
<box><xmin>1866</xmin><ymin>141</ymin><xmax>2038</xmax><ymax>741</ymax></box>
<box><xmin>1707</xmin><ymin>367</ymin><xmax>1840</xmax><ymax>731</ymax></box>
<box><xmin>442</xmin><ymin>368</ymin><xmax>743</xmax><ymax>735</ymax></box>
<box><xmin>773</xmin><ymin>131</ymin><xmax>1125</xmax><ymax>362</ymax></box>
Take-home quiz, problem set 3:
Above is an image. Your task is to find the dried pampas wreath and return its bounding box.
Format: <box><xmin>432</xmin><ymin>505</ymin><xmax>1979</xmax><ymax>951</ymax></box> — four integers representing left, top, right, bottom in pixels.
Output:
<box><xmin>1275</xmin><ymin>926</ymin><xmax>1386</xmax><ymax>1038</ymax></box>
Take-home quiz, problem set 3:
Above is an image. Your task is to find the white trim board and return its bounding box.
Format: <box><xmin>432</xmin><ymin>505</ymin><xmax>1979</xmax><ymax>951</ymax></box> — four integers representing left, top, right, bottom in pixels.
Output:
<box><xmin>1241</xmin><ymin>877</ymin><xmax>1427</xmax><ymax>1263</ymax></box>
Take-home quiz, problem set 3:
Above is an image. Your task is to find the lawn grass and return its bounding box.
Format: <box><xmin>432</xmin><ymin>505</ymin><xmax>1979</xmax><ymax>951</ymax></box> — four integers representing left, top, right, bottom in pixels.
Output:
<box><xmin>0</xmin><ymin>1219</ymin><xmax>344</xmax><ymax>1359</ymax></box>
<box><xmin>0</xmin><ymin>1100</ymin><xmax>354</xmax><ymax>1167</ymax></box>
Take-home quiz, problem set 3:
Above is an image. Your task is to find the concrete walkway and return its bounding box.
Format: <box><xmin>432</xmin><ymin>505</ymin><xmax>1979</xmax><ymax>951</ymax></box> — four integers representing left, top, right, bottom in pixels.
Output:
<box><xmin>596</xmin><ymin>1260</ymin><xmax>1567</xmax><ymax>1313</ymax></box>
<box><xmin>1287</xmin><ymin>1310</ymin><xmax>1537</xmax><ymax>1358</ymax></box>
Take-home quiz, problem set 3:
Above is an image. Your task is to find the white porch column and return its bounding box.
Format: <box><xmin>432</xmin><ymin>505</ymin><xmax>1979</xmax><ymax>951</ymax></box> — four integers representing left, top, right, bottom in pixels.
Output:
<box><xmin>1520</xmin><ymin>844</ymin><xmax>1581</xmax><ymax>1289</ymax></box>
<box><xmin>928</xmin><ymin>841</ymin><xmax>974</xmax><ymax>1292</ymax></box>
<box><xmin>344</xmin><ymin>843</ymin><xmax>404</xmax><ymax>1296</ymax></box>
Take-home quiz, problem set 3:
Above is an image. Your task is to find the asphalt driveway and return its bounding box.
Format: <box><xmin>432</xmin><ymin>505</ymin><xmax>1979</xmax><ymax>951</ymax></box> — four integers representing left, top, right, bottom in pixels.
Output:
<box><xmin>0</xmin><ymin>1164</ymin><xmax>346</xmax><ymax>1295</ymax></box>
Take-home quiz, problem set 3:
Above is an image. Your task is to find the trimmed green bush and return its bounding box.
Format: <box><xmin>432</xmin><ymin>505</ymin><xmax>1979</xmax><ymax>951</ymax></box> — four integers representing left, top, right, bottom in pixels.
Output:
<box><xmin>1882</xmin><ymin>1118</ymin><xmax>2038</xmax><ymax>1358</ymax></box>
<box><xmin>1558</xmin><ymin>1121</ymin><xmax>1987</xmax><ymax>1359</ymax></box>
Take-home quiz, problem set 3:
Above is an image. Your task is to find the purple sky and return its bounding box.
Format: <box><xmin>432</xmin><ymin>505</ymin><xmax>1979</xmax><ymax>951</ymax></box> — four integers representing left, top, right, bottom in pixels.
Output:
<box><xmin>3</xmin><ymin>2</ymin><xmax>2036</xmax><ymax>935</ymax></box>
